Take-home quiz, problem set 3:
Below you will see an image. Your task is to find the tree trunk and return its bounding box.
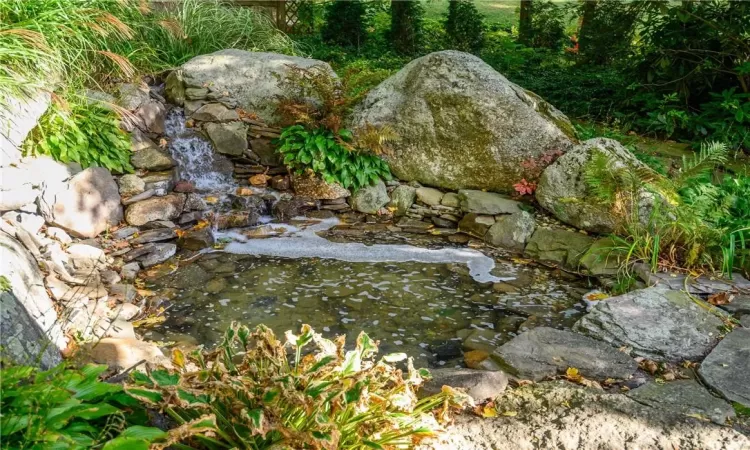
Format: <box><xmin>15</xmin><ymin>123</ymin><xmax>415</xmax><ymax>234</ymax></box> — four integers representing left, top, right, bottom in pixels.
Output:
<box><xmin>578</xmin><ymin>0</ymin><xmax>598</xmax><ymax>54</ymax></box>
<box><xmin>519</xmin><ymin>0</ymin><xmax>533</xmax><ymax>46</ymax></box>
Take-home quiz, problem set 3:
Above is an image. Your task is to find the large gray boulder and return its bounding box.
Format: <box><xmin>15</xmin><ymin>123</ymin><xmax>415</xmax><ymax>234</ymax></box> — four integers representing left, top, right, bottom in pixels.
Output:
<box><xmin>350</xmin><ymin>51</ymin><xmax>576</xmax><ymax>194</ymax></box>
<box><xmin>166</xmin><ymin>50</ymin><xmax>335</xmax><ymax>124</ymax></box>
<box><xmin>699</xmin><ymin>328</ymin><xmax>750</xmax><ymax>406</ymax></box>
<box><xmin>1</xmin><ymin>93</ymin><xmax>50</xmax><ymax>167</ymax></box>
<box><xmin>575</xmin><ymin>287</ymin><xmax>724</xmax><ymax>362</ymax></box>
<box><xmin>492</xmin><ymin>327</ymin><xmax>636</xmax><ymax>381</ymax></box>
<box><xmin>536</xmin><ymin>138</ymin><xmax>658</xmax><ymax>233</ymax></box>
<box><xmin>39</xmin><ymin>167</ymin><xmax>122</xmax><ymax>238</ymax></box>
<box><xmin>0</xmin><ymin>231</ymin><xmax>66</xmax><ymax>368</ymax></box>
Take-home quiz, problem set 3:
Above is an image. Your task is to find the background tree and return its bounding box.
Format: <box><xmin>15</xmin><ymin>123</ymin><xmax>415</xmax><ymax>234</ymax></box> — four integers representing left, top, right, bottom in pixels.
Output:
<box><xmin>518</xmin><ymin>0</ymin><xmax>533</xmax><ymax>46</ymax></box>
<box><xmin>321</xmin><ymin>0</ymin><xmax>370</xmax><ymax>47</ymax></box>
<box><xmin>444</xmin><ymin>0</ymin><xmax>485</xmax><ymax>53</ymax></box>
<box><xmin>390</xmin><ymin>0</ymin><xmax>425</xmax><ymax>55</ymax></box>
<box><xmin>577</xmin><ymin>0</ymin><xmax>640</xmax><ymax>65</ymax></box>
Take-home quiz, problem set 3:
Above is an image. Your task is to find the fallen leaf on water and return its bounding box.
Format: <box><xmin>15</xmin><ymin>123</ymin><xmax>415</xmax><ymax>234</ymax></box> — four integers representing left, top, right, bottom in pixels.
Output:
<box><xmin>707</xmin><ymin>292</ymin><xmax>734</xmax><ymax>306</ymax></box>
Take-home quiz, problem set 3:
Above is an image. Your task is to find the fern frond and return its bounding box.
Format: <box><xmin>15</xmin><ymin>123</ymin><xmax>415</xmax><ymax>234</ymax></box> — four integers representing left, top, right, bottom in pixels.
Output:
<box><xmin>675</xmin><ymin>141</ymin><xmax>727</xmax><ymax>186</ymax></box>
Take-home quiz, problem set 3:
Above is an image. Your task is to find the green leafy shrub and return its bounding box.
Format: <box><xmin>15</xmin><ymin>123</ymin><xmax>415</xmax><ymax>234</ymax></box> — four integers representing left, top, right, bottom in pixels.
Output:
<box><xmin>443</xmin><ymin>0</ymin><xmax>485</xmax><ymax>53</ymax></box>
<box><xmin>0</xmin><ymin>363</ymin><xmax>163</xmax><ymax>450</ymax></box>
<box><xmin>127</xmin><ymin>323</ymin><xmax>470</xmax><ymax>449</ymax></box>
<box><xmin>321</xmin><ymin>0</ymin><xmax>372</xmax><ymax>48</ymax></box>
<box><xmin>444</xmin><ymin>0</ymin><xmax>485</xmax><ymax>53</ymax></box>
<box><xmin>24</xmin><ymin>101</ymin><xmax>133</xmax><ymax>173</ymax></box>
<box><xmin>528</xmin><ymin>1</ymin><xmax>568</xmax><ymax>50</ymax></box>
<box><xmin>276</xmin><ymin>125</ymin><xmax>392</xmax><ymax>191</ymax></box>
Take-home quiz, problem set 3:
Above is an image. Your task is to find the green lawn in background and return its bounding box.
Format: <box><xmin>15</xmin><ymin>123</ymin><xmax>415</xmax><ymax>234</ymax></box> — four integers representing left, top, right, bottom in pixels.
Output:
<box><xmin>422</xmin><ymin>0</ymin><xmax>519</xmax><ymax>26</ymax></box>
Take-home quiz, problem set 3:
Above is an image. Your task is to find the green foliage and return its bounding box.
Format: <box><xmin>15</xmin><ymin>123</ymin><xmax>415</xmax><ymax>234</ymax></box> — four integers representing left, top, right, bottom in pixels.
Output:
<box><xmin>390</xmin><ymin>0</ymin><xmax>425</xmax><ymax>54</ymax></box>
<box><xmin>321</xmin><ymin>0</ymin><xmax>371</xmax><ymax>47</ymax></box>
<box><xmin>583</xmin><ymin>141</ymin><xmax>748</xmax><ymax>276</ymax></box>
<box><xmin>0</xmin><ymin>275</ymin><xmax>11</xmax><ymax>292</ymax></box>
<box><xmin>0</xmin><ymin>0</ymin><xmax>294</xmax><ymax>104</ymax></box>
<box><xmin>276</xmin><ymin>125</ymin><xmax>392</xmax><ymax>191</ymax></box>
<box><xmin>24</xmin><ymin>100</ymin><xmax>133</xmax><ymax>173</ymax></box>
<box><xmin>127</xmin><ymin>323</ymin><xmax>470</xmax><ymax>449</ymax></box>
<box><xmin>138</xmin><ymin>0</ymin><xmax>296</xmax><ymax>68</ymax></box>
<box><xmin>444</xmin><ymin>0</ymin><xmax>485</xmax><ymax>53</ymax></box>
<box><xmin>576</xmin><ymin>0</ymin><xmax>640</xmax><ymax>65</ymax></box>
<box><xmin>528</xmin><ymin>1</ymin><xmax>568</xmax><ymax>50</ymax></box>
<box><xmin>0</xmin><ymin>363</ymin><xmax>161</xmax><ymax>450</ymax></box>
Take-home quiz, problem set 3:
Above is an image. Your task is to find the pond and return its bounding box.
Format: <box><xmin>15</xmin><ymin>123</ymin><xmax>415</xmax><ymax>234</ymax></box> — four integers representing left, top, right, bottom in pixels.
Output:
<box><xmin>142</xmin><ymin>220</ymin><xmax>590</xmax><ymax>368</ymax></box>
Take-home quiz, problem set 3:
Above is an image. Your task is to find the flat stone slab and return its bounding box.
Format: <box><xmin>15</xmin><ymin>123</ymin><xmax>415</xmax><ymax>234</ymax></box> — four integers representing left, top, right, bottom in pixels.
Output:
<box><xmin>575</xmin><ymin>287</ymin><xmax>724</xmax><ymax>362</ymax></box>
<box><xmin>627</xmin><ymin>379</ymin><xmax>735</xmax><ymax>425</ymax></box>
<box><xmin>699</xmin><ymin>328</ymin><xmax>750</xmax><ymax>406</ymax></box>
<box><xmin>492</xmin><ymin>327</ymin><xmax>636</xmax><ymax>381</ymax></box>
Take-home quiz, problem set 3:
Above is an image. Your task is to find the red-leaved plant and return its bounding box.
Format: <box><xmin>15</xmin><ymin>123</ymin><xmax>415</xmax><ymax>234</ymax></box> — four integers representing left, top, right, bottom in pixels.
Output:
<box><xmin>514</xmin><ymin>148</ymin><xmax>565</xmax><ymax>196</ymax></box>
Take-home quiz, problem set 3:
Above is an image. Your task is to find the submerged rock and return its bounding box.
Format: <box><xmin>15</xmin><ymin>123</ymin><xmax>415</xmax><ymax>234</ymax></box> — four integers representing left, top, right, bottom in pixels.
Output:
<box><xmin>575</xmin><ymin>287</ymin><xmax>724</xmax><ymax>362</ymax></box>
<box><xmin>699</xmin><ymin>328</ymin><xmax>750</xmax><ymax>406</ymax></box>
<box><xmin>492</xmin><ymin>327</ymin><xmax>636</xmax><ymax>381</ymax></box>
<box><xmin>350</xmin><ymin>51</ymin><xmax>575</xmax><ymax>193</ymax></box>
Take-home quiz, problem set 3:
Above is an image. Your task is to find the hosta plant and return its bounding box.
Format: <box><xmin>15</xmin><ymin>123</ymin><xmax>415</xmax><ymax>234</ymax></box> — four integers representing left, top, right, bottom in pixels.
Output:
<box><xmin>127</xmin><ymin>322</ymin><xmax>472</xmax><ymax>449</ymax></box>
<box><xmin>0</xmin><ymin>363</ymin><xmax>164</xmax><ymax>450</ymax></box>
<box><xmin>276</xmin><ymin>125</ymin><xmax>392</xmax><ymax>191</ymax></box>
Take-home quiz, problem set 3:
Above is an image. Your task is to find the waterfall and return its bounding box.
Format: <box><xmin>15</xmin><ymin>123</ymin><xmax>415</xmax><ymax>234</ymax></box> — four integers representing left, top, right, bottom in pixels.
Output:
<box><xmin>165</xmin><ymin>108</ymin><xmax>235</xmax><ymax>193</ymax></box>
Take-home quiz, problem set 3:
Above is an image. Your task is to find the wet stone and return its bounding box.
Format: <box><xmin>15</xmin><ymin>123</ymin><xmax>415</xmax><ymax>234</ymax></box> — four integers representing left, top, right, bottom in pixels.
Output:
<box><xmin>492</xmin><ymin>327</ymin><xmax>637</xmax><ymax>381</ymax></box>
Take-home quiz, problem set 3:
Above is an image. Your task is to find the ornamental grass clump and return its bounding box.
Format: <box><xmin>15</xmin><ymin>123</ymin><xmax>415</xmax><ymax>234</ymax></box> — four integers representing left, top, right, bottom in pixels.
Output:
<box><xmin>127</xmin><ymin>322</ymin><xmax>471</xmax><ymax>449</ymax></box>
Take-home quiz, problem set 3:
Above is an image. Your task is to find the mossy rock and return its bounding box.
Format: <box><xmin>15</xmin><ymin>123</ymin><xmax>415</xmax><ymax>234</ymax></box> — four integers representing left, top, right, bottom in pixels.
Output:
<box><xmin>350</xmin><ymin>51</ymin><xmax>576</xmax><ymax>194</ymax></box>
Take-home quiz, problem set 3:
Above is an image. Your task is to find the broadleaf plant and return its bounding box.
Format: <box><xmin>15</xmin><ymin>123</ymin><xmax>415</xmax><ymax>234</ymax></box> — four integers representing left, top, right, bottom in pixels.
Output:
<box><xmin>127</xmin><ymin>322</ymin><xmax>472</xmax><ymax>449</ymax></box>
<box><xmin>275</xmin><ymin>125</ymin><xmax>391</xmax><ymax>191</ymax></box>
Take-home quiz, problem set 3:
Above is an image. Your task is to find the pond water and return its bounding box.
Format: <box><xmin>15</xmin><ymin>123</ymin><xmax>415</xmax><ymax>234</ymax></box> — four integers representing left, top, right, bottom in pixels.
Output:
<box><xmin>143</xmin><ymin>221</ymin><xmax>590</xmax><ymax>368</ymax></box>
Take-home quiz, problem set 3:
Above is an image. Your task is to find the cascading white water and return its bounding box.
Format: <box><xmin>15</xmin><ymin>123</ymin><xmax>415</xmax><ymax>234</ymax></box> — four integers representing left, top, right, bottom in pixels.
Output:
<box><xmin>165</xmin><ymin>108</ymin><xmax>235</xmax><ymax>192</ymax></box>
